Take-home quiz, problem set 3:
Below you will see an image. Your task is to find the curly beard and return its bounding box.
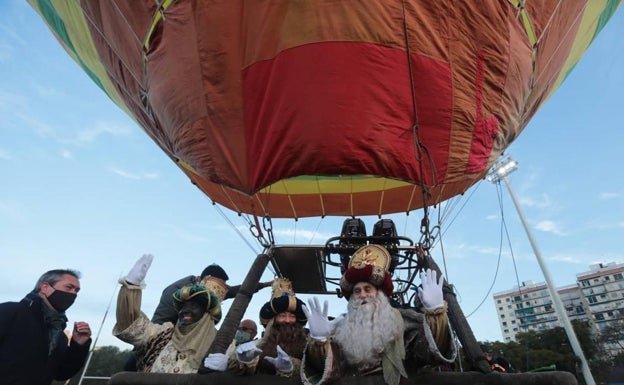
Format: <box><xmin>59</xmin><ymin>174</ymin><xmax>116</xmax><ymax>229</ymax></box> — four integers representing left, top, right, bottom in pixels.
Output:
<box><xmin>256</xmin><ymin>321</ymin><xmax>307</xmax><ymax>374</ymax></box>
<box><xmin>333</xmin><ymin>292</ymin><xmax>403</xmax><ymax>371</ymax></box>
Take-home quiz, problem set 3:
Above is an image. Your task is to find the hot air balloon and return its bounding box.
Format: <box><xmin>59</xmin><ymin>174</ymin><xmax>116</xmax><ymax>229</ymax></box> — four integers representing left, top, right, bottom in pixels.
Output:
<box><xmin>26</xmin><ymin>0</ymin><xmax>621</xmax><ymax>219</ymax></box>
<box><xmin>27</xmin><ymin>1</ymin><xmax>621</xmax><ymax>384</ymax></box>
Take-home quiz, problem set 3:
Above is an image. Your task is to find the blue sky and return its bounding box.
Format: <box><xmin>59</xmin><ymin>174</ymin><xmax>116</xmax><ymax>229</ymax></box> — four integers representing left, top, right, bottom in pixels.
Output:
<box><xmin>1</xmin><ymin>2</ymin><xmax>623</xmax><ymax>350</ymax></box>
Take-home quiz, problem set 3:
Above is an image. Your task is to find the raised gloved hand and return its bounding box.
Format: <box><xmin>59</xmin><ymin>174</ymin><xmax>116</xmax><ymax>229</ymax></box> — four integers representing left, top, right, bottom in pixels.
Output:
<box><xmin>235</xmin><ymin>340</ymin><xmax>263</xmax><ymax>364</ymax></box>
<box><xmin>302</xmin><ymin>297</ymin><xmax>344</xmax><ymax>342</ymax></box>
<box><xmin>264</xmin><ymin>345</ymin><xmax>293</xmax><ymax>373</ymax></box>
<box><xmin>418</xmin><ymin>268</ymin><xmax>445</xmax><ymax>311</ymax></box>
<box><xmin>125</xmin><ymin>254</ymin><xmax>153</xmax><ymax>285</ymax></box>
<box><xmin>203</xmin><ymin>353</ymin><xmax>228</xmax><ymax>372</ymax></box>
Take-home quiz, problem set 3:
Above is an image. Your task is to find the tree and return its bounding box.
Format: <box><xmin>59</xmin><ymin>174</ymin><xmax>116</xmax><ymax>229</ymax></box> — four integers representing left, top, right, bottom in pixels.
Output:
<box><xmin>598</xmin><ymin>319</ymin><xmax>624</xmax><ymax>354</ymax></box>
<box><xmin>53</xmin><ymin>346</ymin><xmax>132</xmax><ymax>385</ymax></box>
<box><xmin>474</xmin><ymin>320</ymin><xmax>599</xmax><ymax>376</ymax></box>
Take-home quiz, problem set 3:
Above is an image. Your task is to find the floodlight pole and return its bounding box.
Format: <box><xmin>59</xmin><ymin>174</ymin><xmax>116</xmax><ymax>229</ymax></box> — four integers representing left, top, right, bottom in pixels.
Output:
<box><xmin>488</xmin><ymin>157</ymin><xmax>595</xmax><ymax>385</ymax></box>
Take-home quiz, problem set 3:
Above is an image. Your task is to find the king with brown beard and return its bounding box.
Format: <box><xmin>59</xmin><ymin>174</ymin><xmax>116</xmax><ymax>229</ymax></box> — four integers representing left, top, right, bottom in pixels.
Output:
<box><xmin>204</xmin><ymin>278</ymin><xmax>308</xmax><ymax>377</ymax></box>
<box><xmin>301</xmin><ymin>245</ymin><xmax>456</xmax><ymax>385</ymax></box>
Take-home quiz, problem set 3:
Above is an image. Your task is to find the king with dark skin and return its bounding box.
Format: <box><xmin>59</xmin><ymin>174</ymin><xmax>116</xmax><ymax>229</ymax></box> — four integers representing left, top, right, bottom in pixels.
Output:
<box><xmin>177</xmin><ymin>300</ymin><xmax>205</xmax><ymax>326</ymax></box>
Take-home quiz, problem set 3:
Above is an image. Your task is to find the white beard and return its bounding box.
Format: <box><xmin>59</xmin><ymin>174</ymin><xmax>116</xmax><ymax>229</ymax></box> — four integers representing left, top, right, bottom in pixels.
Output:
<box><xmin>332</xmin><ymin>292</ymin><xmax>403</xmax><ymax>371</ymax></box>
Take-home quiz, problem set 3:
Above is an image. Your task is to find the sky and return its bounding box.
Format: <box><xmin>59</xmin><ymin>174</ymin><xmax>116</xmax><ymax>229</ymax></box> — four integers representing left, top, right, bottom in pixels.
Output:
<box><xmin>1</xmin><ymin>2</ymin><xmax>623</xmax><ymax>350</ymax></box>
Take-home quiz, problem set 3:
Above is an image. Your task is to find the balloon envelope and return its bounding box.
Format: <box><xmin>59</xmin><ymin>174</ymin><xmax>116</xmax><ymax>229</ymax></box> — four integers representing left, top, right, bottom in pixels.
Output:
<box><xmin>28</xmin><ymin>1</ymin><xmax>622</xmax><ymax>218</ymax></box>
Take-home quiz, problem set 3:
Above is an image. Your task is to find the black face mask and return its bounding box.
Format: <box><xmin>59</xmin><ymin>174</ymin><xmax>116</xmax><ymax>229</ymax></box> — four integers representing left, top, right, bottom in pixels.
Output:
<box><xmin>47</xmin><ymin>289</ymin><xmax>77</xmax><ymax>313</ymax></box>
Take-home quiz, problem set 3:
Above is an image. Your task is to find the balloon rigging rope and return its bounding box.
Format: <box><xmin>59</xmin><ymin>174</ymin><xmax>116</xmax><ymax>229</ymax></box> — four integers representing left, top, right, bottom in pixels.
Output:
<box><xmin>401</xmin><ymin>0</ymin><xmax>440</xmax><ymax>243</ymax></box>
<box><xmin>213</xmin><ymin>204</ymin><xmax>260</xmax><ymax>255</ymax></box>
<box><xmin>465</xmin><ymin>181</ymin><xmax>522</xmax><ymax>318</ymax></box>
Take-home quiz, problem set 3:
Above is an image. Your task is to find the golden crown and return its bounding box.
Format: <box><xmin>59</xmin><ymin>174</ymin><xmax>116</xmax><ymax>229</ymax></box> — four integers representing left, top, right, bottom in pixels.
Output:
<box><xmin>199</xmin><ymin>276</ymin><xmax>228</xmax><ymax>302</ymax></box>
<box><xmin>348</xmin><ymin>244</ymin><xmax>391</xmax><ymax>271</ymax></box>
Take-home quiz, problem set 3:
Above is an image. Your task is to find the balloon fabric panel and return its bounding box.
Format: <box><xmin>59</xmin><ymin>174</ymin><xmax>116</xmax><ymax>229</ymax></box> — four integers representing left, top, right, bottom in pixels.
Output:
<box><xmin>26</xmin><ymin>0</ymin><xmax>624</xmax><ymax>217</ymax></box>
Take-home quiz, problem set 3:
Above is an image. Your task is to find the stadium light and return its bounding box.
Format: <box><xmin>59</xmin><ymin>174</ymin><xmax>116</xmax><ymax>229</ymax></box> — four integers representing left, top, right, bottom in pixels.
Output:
<box><xmin>488</xmin><ymin>156</ymin><xmax>595</xmax><ymax>385</ymax></box>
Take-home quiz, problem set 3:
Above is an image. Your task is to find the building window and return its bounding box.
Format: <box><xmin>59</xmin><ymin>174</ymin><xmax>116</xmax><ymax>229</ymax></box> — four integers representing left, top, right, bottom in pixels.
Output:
<box><xmin>605</xmin><ymin>276</ymin><xmax>611</xmax><ymax>281</ymax></box>
<box><xmin>497</xmin><ymin>299</ymin><xmax>502</xmax><ymax>304</ymax></box>
<box><xmin>588</xmin><ymin>296</ymin><xmax>597</xmax><ymax>304</ymax></box>
<box><xmin>545</xmin><ymin>304</ymin><xmax>552</xmax><ymax>312</ymax></box>
<box><xmin>503</xmin><ymin>321</ymin><xmax>507</xmax><ymax>326</ymax></box>
<box><xmin>614</xmin><ymin>273</ymin><xmax>623</xmax><ymax>281</ymax></box>
<box><xmin>499</xmin><ymin>307</ymin><xmax>503</xmax><ymax>311</ymax></box>
<box><xmin>581</xmin><ymin>280</ymin><xmax>590</xmax><ymax>287</ymax></box>
<box><xmin>595</xmin><ymin>313</ymin><xmax>605</xmax><ymax>321</ymax></box>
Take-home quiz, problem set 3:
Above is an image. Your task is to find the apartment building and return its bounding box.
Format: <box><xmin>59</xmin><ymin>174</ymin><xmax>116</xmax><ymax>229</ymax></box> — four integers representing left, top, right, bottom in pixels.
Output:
<box><xmin>493</xmin><ymin>280</ymin><xmax>587</xmax><ymax>342</ymax></box>
<box><xmin>492</xmin><ymin>262</ymin><xmax>624</xmax><ymax>347</ymax></box>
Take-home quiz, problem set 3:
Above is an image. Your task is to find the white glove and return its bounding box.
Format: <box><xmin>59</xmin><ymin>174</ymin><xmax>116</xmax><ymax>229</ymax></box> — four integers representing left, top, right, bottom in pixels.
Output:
<box><xmin>125</xmin><ymin>254</ymin><xmax>153</xmax><ymax>285</ymax></box>
<box><xmin>264</xmin><ymin>345</ymin><xmax>293</xmax><ymax>373</ymax></box>
<box><xmin>302</xmin><ymin>297</ymin><xmax>344</xmax><ymax>342</ymax></box>
<box><xmin>235</xmin><ymin>341</ymin><xmax>262</xmax><ymax>364</ymax></box>
<box><xmin>203</xmin><ymin>353</ymin><xmax>228</xmax><ymax>372</ymax></box>
<box><xmin>418</xmin><ymin>268</ymin><xmax>444</xmax><ymax>311</ymax></box>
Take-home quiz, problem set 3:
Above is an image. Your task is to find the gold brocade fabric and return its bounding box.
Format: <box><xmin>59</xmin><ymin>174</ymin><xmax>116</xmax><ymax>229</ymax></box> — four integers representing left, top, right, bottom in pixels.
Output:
<box><xmin>114</xmin><ymin>280</ymin><xmax>218</xmax><ymax>372</ymax></box>
<box><xmin>114</xmin><ymin>281</ymin><xmax>143</xmax><ymax>332</ymax></box>
<box><xmin>425</xmin><ymin>311</ymin><xmax>451</xmax><ymax>355</ymax></box>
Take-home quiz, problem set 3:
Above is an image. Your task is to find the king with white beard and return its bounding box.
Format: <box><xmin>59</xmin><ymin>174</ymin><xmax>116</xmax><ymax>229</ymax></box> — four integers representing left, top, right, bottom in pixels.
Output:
<box><xmin>333</xmin><ymin>289</ymin><xmax>404</xmax><ymax>374</ymax></box>
<box><xmin>301</xmin><ymin>245</ymin><xmax>455</xmax><ymax>385</ymax></box>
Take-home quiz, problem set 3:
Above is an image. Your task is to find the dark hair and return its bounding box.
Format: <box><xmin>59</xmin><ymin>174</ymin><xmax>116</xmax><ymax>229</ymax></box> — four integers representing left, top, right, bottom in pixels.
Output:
<box><xmin>33</xmin><ymin>269</ymin><xmax>81</xmax><ymax>292</ymax></box>
<box><xmin>200</xmin><ymin>264</ymin><xmax>229</xmax><ymax>281</ymax></box>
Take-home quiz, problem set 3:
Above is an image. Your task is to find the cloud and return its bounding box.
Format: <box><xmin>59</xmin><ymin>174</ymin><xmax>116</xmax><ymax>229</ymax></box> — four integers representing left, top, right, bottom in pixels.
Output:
<box><xmin>111</xmin><ymin>168</ymin><xmax>159</xmax><ymax>180</ymax></box>
<box><xmin>0</xmin><ymin>91</ymin><xmax>56</xmax><ymax>137</ymax></box>
<box><xmin>535</xmin><ymin>220</ymin><xmax>565</xmax><ymax>235</ymax></box>
<box><xmin>599</xmin><ymin>192</ymin><xmax>620</xmax><ymax>200</ymax></box>
<box><xmin>60</xmin><ymin>149</ymin><xmax>73</xmax><ymax>159</ymax></box>
<box><xmin>217</xmin><ymin>223</ymin><xmax>335</xmax><ymax>246</ymax></box>
<box><xmin>436</xmin><ymin>241</ymin><xmax>513</xmax><ymax>262</ymax></box>
<box><xmin>0</xmin><ymin>20</ymin><xmax>26</xmax><ymax>47</ymax></box>
<box><xmin>0</xmin><ymin>21</ymin><xmax>26</xmax><ymax>63</ymax></box>
<box><xmin>33</xmin><ymin>83</ymin><xmax>64</xmax><ymax>98</ymax></box>
<box><xmin>3</xmin><ymin>92</ymin><xmax>133</xmax><ymax>147</ymax></box>
<box><xmin>15</xmin><ymin>110</ymin><xmax>55</xmax><ymax>137</ymax></box>
<box><xmin>272</xmin><ymin>228</ymin><xmax>334</xmax><ymax>243</ymax></box>
<box><xmin>168</xmin><ymin>227</ymin><xmax>213</xmax><ymax>243</ymax></box>
<box><xmin>548</xmin><ymin>254</ymin><xmax>582</xmax><ymax>264</ymax></box>
<box><xmin>519</xmin><ymin>193</ymin><xmax>552</xmax><ymax>209</ymax></box>
<box><xmin>0</xmin><ymin>39</ymin><xmax>11</xmax><ymax>63</ymax></box>
<box><xmin>590</xmin><ymin>220</ymin><xmax>624</xmax><ymax>230</ymax></box>
<box><xmin>0</xmin><ymin>90</ymin><xmax>28</xmax><ymax>110</ymax></box>
<box><xmin>60</xmin><ymin>121</ymin><xmax>133</xmax><ymax>145</ymax></box>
